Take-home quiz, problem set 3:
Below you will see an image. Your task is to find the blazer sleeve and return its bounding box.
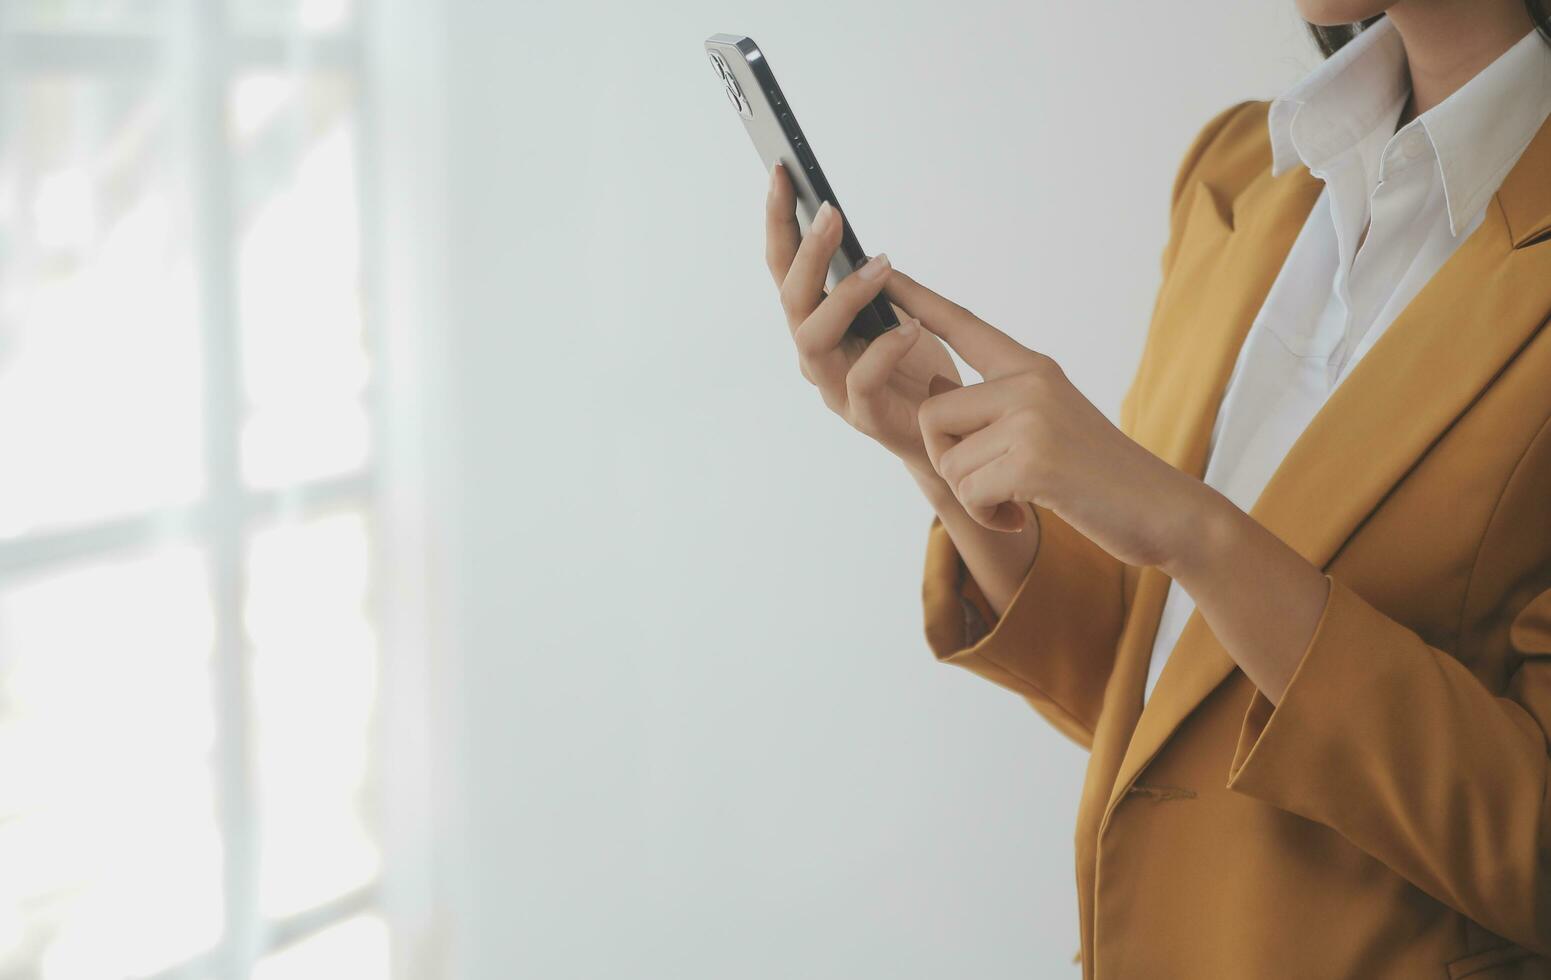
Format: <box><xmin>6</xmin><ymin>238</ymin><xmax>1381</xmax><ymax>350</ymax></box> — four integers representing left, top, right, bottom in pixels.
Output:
<box><xmin>916</xmin><ymin>101</ymin><xmax>1258</xmax><ymax>747</ymax></box>
<box><xmin>1224</xmin><ymin>575</ymin><xmax>1551</xmax><ymax>955</ymax></box>
<box><xmin>922</xmin><ymin>507</ymin><xmax>1126</xmax><ymax>749</ymax></box>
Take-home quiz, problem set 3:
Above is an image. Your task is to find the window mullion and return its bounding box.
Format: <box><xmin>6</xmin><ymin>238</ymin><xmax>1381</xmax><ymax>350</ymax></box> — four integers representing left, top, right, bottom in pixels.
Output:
<box><xmin>0</xmin><ymin>470</ymin><xmax>376</xmax><ymax>583</ymax></box>
<box><xmin>185</xmin><ymin>1</ymin><xmax>260</xmax><ymax>975</ymax></box>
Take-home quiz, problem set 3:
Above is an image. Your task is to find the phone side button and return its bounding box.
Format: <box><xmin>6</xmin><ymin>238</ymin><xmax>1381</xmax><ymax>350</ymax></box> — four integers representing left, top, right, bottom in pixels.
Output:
<box><xmin>794</xmin><ymin>140</ymin><xmax>816</xmax><ymax>170</ymax></box>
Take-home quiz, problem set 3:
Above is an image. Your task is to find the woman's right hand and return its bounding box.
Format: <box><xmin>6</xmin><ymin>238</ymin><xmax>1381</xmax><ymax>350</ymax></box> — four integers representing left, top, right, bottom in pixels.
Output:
<box><xmin>764</xmin><ymin>162</ymin><xmax>959</xmax><ymax>477</ymax></box>
<box><xmin>765</xmin><ymin>162</ymin><xmax>1039</xmax><ymax>612</ymax></box>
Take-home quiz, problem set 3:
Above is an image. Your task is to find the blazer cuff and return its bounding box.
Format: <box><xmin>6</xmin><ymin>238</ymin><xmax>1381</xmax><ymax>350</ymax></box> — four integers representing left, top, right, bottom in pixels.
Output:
<box><xmin>1225</xmin><ymin>573</ymin><xmax>1343</xmax><ymax>793</ymax></box>
<box><xmin>1220</xmin><ymin>573</ymin><xmax>1551</xmax><ymax>952</ymax></box>
<box><xmin>922</xmin><ymin>507</ymin><xmax>1123</xmax><ymax>746</ymax></box>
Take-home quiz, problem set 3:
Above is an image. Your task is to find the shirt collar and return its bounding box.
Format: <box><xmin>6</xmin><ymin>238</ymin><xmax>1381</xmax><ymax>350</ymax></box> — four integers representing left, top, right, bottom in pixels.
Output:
<box><xmin>1269</xmin><ymin>16</ymin><xmax>1551</xmax><ymax>236</ymax></box>
<box><xmin>1268</xmin><ymin>17</ymin><xmax>1408</xmax><ymax>180</ymax></box>
<box><xmin>1419</xmin><ymin>26</ymin><xmax>1551</xmax><ymax>235</ymax></box>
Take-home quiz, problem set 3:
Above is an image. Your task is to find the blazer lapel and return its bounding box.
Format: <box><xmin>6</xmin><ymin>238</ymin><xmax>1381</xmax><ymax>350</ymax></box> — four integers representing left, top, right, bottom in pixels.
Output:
<box><xmin>1101</xmin><ymin>116</ymin><xmax>1551</xmax><ymax>830</ymax></box>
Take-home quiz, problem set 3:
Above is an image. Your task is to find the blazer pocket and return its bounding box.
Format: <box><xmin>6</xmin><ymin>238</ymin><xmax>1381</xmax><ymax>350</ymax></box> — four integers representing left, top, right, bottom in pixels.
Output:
<box><xmin>1444</xmin><ymin>942</ymin><xmax>1542</xmax><ymax>979</ymax></box>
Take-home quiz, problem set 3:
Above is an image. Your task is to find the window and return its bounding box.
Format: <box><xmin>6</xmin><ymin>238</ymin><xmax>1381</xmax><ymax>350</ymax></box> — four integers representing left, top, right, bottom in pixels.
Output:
<box><xmin>0</xmin><ymin>1</ymin><xmax>391</xmax><ymax>976</ymax></box>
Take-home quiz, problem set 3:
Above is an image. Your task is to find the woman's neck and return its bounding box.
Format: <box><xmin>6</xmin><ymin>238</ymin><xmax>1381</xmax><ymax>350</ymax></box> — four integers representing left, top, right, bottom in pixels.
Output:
<box><xmin>1388</xmin><ymin>0</ymin><xmax>1534</xmax><ymax>124</ymax></box>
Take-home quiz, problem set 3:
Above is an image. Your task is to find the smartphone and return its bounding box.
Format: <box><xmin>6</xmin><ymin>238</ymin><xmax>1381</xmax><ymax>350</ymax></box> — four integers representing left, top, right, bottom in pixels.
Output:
<box><xmin>704</xmin><ymin>33</ymin><xmax>898</xmax><ymax>341</ymax></box>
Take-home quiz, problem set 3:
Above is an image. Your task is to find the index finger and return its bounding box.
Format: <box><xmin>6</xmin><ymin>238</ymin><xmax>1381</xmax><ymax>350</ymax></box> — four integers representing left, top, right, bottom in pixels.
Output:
<box><xmin>764</xmin><ymin>162</ymin><xmax>800</xmax><ymax>286</ymax></box>
<box><xmin>884</xmin><ymin>269</ymin><xmax>1029</xmax><ymax>379</ymax></box>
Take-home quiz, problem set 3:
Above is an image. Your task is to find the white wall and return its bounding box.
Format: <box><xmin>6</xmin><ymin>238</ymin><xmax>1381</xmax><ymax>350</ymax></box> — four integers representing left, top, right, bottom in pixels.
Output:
<box><xmin>428</xmin><ymin>2</ymin><xmax>1316</xmax><ymax>977</ymax></box>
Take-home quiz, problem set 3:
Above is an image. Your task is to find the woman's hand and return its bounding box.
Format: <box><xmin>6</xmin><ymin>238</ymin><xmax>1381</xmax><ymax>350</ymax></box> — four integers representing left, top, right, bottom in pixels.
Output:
<box><xmin>902</xmin><ymin>273</ymin><xmax>1212</xmax><ymax>573</ymax></box>
<box><xmin>765</xmin><ymin>162</ymin><xmax>959</xmax><ymax>476</ymax></box>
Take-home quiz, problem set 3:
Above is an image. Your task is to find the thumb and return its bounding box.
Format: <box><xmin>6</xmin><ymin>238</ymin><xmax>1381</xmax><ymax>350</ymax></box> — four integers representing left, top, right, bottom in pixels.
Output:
<box><xmin>928</xmin><ymin>374</ymin><xmax>960</xmax><ymax>398</ymax></box>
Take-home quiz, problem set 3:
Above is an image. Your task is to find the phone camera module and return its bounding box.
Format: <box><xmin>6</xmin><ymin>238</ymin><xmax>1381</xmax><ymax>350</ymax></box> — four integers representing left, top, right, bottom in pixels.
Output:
<box><xmin>707</xmin><ymin>50</ymin><xmax>753</xmax><ymax>119</ymax></box>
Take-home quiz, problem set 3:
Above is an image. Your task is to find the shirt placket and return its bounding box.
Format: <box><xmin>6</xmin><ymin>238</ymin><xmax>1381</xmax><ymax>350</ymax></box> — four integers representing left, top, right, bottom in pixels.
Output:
<box><xmin>1332</xmin><ymin>125</ymin><xmax>1436</xmax><ymax>386</ymax></box>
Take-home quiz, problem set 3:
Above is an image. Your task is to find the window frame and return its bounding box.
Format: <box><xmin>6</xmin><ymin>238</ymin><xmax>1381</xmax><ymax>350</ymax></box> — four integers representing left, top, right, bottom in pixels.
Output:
<box><xmin>0</xmin><ymin>4</ymin><xmax>396</xmax><ymax>977</ymax></box>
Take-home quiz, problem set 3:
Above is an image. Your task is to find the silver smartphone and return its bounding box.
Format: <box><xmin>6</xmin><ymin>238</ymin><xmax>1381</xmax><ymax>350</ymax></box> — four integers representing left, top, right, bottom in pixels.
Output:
<box><xmin>705</xmin><ymin>33</ymin><xmax>898</xmax><ymax>341</ymax></box>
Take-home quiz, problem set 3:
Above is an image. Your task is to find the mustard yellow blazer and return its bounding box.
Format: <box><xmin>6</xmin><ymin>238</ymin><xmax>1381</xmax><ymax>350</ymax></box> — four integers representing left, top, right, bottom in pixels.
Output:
<box><xmin>921</xmin><ymin>100</ymin><xmax>1551</xmax><ymax>979</ymax></box>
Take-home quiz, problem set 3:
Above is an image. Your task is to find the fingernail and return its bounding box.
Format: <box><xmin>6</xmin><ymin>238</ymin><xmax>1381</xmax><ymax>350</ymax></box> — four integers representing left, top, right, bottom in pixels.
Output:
<box><xmin>813</xmin><ymin>201</ymin><xmax>835</xmax><ymax>233</ymax></box>
<box><xmin>896</xmin><ymin>317</ymin><xmax>918</xmax><ymax>336</ymax></box>
<box><xmin>769</xmin><ymin>160</ymin><xmax>783</xmax><ymax>190</ymax></box>
<box><xmin>857</xmin><ymin>252</ymin><xmax>891</xmax><ymax>281</ymax></box>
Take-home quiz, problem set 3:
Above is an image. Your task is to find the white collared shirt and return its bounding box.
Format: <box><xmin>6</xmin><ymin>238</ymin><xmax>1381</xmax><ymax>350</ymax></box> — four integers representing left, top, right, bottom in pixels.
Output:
<box><xmin>1143</xmin><ymin>18</ymin><xmax>1551</xmax><ymax>706</ymax></box>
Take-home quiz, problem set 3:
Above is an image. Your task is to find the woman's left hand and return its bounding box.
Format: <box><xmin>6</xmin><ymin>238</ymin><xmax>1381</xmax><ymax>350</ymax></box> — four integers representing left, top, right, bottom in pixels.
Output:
<box><xmin>891</xmin><ymin>269</ymin><xmax>1213</xmax><ymax>575</ymax></box>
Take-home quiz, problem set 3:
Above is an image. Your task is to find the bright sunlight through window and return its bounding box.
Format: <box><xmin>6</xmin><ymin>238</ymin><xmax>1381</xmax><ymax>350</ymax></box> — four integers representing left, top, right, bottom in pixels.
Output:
<box><xmin>0</xmin><ymin>0</ymin><xmax>386</xmax><ymax>975</ymax></box>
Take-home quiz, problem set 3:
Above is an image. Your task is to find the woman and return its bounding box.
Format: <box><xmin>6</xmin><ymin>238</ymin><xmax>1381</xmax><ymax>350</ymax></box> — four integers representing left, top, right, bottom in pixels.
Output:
<box><xmin>764</xmin><ymin>0</ymin><xmax>1551</xmax><ymax>976</ymax></box>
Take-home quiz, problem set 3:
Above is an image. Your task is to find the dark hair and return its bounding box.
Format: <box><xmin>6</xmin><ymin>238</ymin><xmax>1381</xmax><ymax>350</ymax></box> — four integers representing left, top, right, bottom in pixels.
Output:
<box><xmin>1309</xmin><ymin>1</ymin><xmax>1551</xmax><ymax>56</ymax></box>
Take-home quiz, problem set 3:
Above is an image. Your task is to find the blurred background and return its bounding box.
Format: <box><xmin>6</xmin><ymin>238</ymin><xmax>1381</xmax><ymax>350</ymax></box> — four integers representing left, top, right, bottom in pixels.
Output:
<box><xmin>0</xmin><ymin>1</ymin><xmax>1317</xmax><ymax>977</ymax></box>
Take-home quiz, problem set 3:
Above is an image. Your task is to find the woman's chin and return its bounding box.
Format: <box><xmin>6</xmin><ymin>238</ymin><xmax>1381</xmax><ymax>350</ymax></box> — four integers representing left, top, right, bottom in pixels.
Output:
<box><xmin>1295</xmin><ymin>0</ymin><xmax>1394</xmax><ymax>25</ymax></box>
